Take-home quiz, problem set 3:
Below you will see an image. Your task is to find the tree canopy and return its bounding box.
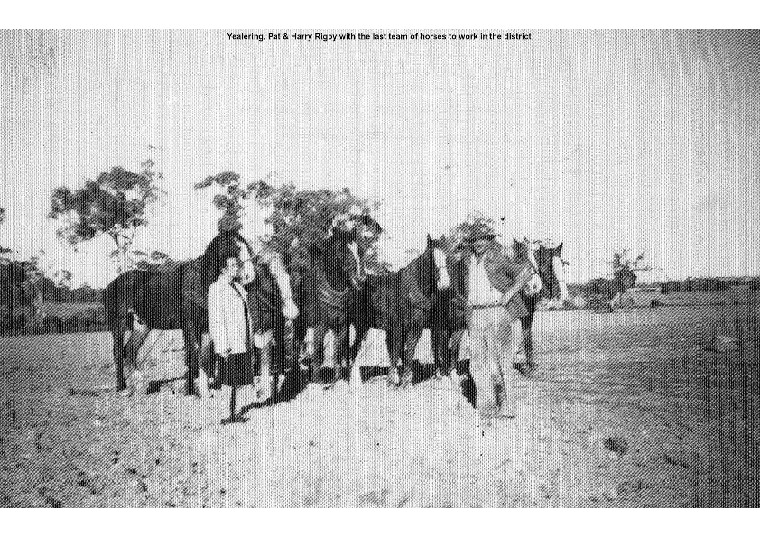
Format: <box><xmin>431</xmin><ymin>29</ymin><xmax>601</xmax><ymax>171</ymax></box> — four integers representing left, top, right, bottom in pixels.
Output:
<box><xmin>252</xmin><ymin>182</ymin><xmax>382</xmax><ymax>266</ymax></box>
<box><xmin>611</xmin><ymin>249</ymin><xmax>649</xmax><ymax>274</ymax></box>
<box><xmin>609</xmin><ymin>249</ymin><xmax>650</xmax><ymax>290</ymax></box>
<box><xmin>48</xmin><ymin>159</ymin><xmax>163</xmax><ymax>272</ymax></box>
<box><xmin>447</xmin><ymin>213</ymin><xmax>500</xmax><ymax>254</ymax></box>
<box><xmin>194</xmin><ymin>170</ymin><xmax>259</xmax><ymax>233</ymax></box>
<box><xmin>195</xmin><ymin>172</ymin><xmax>385</xmax><ymax>270</ymax></box>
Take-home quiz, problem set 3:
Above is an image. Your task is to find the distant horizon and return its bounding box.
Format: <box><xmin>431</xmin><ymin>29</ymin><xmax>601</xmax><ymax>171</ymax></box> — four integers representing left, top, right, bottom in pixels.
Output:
<box><xmin>2</xmin><ymin>29</ymin><xmax>759</xmax><ymax>288</ymax></box>
<box><xmin>8</xmin><ymin>220</ymin><xmax>760</xmax><ymax>291</ymax></box>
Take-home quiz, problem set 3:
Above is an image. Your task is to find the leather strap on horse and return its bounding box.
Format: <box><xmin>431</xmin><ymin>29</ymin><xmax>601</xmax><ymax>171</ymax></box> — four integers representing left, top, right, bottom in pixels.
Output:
<box><xmin>407</xmin><ymin>278</ymin><xmax>431</xmax><ymax>312</ymax></box>
<box><xmin>317</xmin><ymin>270</ymin><xmax>350</xmax><ymax>313</ymax></box>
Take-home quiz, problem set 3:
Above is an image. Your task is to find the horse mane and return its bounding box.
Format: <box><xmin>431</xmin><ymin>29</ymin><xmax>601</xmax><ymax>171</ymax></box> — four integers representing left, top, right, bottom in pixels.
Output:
<box><xmin>307</xmin><ymin>233</ymin><xmax>356</xmax><ymax>292</ymax></box>
<box><xmin>398</xmin><ymin>247</ymin><xmax>432</xmax><ymax>292</ymax></box>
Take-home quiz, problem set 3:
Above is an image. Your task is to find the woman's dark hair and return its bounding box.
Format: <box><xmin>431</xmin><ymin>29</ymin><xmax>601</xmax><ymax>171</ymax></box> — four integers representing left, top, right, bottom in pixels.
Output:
<box><xmin>201</xmin><ymin>231</ymin><xmax>243</xmax><ymax>290</ymax></box>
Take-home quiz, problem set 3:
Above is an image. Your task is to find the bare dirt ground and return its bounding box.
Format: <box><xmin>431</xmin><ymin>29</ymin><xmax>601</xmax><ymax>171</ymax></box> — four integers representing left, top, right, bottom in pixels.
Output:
<box><xmin>1</xmin><ymin>299</ymin><xmax>758</xmax><ymax>507</ymax></box>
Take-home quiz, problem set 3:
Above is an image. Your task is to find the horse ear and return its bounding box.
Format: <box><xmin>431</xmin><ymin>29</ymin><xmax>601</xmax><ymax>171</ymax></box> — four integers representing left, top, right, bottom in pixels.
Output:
<box><xmin>426</xmin><ymin>233</ymin><xmax>432</xmax><ymax>245</ymax></box>
<box><xmin>556</xmin><ymin>243</ymin><xmax>563</xmax><ymax>256</ymax></box>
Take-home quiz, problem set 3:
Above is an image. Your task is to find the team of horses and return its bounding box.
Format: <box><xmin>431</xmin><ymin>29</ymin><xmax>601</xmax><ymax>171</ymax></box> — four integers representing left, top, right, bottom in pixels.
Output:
<box><xmin>102</xmin><ymin>219</ymin><xmax>569</xmax><ymax>401</ymax></box>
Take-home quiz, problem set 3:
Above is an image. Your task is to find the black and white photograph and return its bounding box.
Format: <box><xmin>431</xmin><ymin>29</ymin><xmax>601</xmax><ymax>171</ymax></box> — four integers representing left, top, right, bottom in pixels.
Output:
<box><xmin>1</xmin><ymin>22</ymin><xmax>759</xmax><ymax>509</ymax></box>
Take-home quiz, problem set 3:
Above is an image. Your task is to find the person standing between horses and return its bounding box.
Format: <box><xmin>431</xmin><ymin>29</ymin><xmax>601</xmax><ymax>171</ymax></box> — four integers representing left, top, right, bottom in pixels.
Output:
<box><xmin>208</xmin><ymin>253</ymin><xmax>256</xmax><ymax>424</ymax></box>
<box><xmin>461</xmin><ymin>227</ymin><xmax>539</xmax><ymax>423</ymax></box>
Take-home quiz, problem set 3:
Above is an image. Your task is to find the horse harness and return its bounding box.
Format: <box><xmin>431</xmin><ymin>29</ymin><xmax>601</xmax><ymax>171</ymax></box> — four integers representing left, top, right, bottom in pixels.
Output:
<box><xmin>316</xmin><ymin>269</ymin><xmax>351</xmax><ymax>316</ymax></box>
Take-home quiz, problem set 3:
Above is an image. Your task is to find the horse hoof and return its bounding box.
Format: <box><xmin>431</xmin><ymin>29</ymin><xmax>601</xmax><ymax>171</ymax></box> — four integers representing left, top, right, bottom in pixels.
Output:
<box><xmin>209</xmin><ymin>378</ymin><xmax>222</xmax><ymax>391</ymax></box>
<box><xmin>400</xmin><ymin>369</ymin><xmax>413</xmax><ymax>388</ymax></box>
<box><xmin>126</xmin><ymin>371</ymin><xmax>147</xmax><ymax>396</ymax></box>
<box><xmin>183</xmin><ymin>380</ymin><xmax>197</xmax><ymax>397</ymax></box>
<box><xmin>349</xmin><ymin>368</ymin><xmax>362</xmax><ymax>387</ymax></box>
<box><xmin>194</xmin><ymin>374</ymin><xmax>212</xmax><ymax>399</ymax></box>
<box><xmin>316</xmin><ymin>367</ymin><xmax>336</xmax><ymax>384</ymax></box>
<box><xmin>448</xmin><ymin>372</ymin><xmax>461</xmax><ymax>390</ymax></box>
<box><xmin>221</xmin><ymin>414</ymin><xmax>248</xmax><ymax>425</ymax></box>
<box><xmin>255</xmin><ymin>391</ymin><xmax>272</xmax><ymax>404</ymax></box>
<box><xmin>387</xmin><ymin>368</ymin><xmax>401</xmax><ymax>387</ymax></box>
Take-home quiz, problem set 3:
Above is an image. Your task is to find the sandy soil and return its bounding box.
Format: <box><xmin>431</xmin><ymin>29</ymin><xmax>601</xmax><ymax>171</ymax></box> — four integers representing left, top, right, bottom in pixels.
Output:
<box><xmin>1</xmin><ymin>300</ymin><xmax>758</xmax><ymax>507</ymax></box>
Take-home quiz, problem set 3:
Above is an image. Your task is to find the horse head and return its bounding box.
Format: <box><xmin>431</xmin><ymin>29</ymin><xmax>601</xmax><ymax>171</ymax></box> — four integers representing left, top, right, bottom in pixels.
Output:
<box><xmin>424</xmin><ymin>234</ymin><xmax>452</xmax><ymax>292</ymax></box>
<box><xmin>316</xmin><ymin>225</ymin><xmax>366</xmax><ymax>290</ymax></box>
<box><xmin>513</xmin><ymin>239</ymin><xmax>569</xmax><ymax>302</ymax></box>
<box><xmin>201</xmin><ymin>230</ymin><xmax>255</xmax><ymax>290</ymax></box>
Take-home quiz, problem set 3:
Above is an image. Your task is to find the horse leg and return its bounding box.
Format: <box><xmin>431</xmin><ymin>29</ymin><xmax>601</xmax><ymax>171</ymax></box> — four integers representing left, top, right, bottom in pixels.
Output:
<box><xmin>293</xmin><ymin>321</ymin><xmax>310</xmax><ymax>372</ymax></box>
<box><xmin>111</xmin><ymin>326</ymin><xmax>128</xmax><ymax>392</ymax></box>
<box><xmin>198</xmin><ymin>332</ymin><xmax>214</xmax><ymax>377</ymax></box>
<box><xmin>310</xmin><ymin>325</ymin><xmax>331</xmax><ymax>383</ymax></box>
<box><xmin>332</xmin><ymin>326</ymin><xmax>347</xmax><ymax>382</ymax></box>
<box><xmin>192</xmin><ymin>332</ymin><xmax>213</xmax><ymax>398</ymax></box>
<box><xmin>333</xmin><ymin>324</ymin><xmax>354</xmax><ymax>384</ymax></box>
<box><xmin>350</xmin><ymin>322</ymin><xmax>370</xmax><ymax>382</ymax></box>
<box><xmin>400</xmin><ymin>320</ymin><xmax>423</xmax><ymax>387</ymax></box>
<box><xmin>253</xmin><ymin>330</ymin><xmax>275</xmax><ymax>402</ymax></box>
<box><xmin>279</xmin><ymin>319</ymin><xmax>302</xmax><ymax>395</ymax></box>
<box><xmin>439</xmin><ymin>326</ymin><xmax>463</xmax><ymax>390</ymax></box>
<box><xmin>431</xmin><ymin>327</ymin><xmax>451</xmax><ymax>377</ymax></box>
<box><xmin>430</xmin><ymin>326</ymin><xmax>441</xmax><ymax>376</ymax></box>
<box><xmin>386</xmin><ymin>323</ymin><xmax>404</xmax><ymax>387</ymax></box>
<box><xmin>282</xmin><ymin>319</ymin><xmax>296</xmax><ymax>376</ymax></box>
<box><xmin>323</xmin><ymin>327</ymin><xmax>343</xmax><ymax>383</ymax></box>
<box><xmin>182</xmin><ymin>323</ymin><xmax>202</xmax><ymax>397</ymax></box>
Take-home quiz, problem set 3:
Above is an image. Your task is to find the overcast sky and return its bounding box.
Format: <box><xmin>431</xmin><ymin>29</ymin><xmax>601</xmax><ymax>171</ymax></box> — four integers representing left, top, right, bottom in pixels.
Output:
<box><xmin>1</xmin><ymin>29</ymin><xmax>759</xmax><ymax>287</ymax></box>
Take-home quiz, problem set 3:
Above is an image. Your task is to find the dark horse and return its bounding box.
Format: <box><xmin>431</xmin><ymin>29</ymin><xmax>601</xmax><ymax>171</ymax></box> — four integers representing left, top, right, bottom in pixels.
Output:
<box><xmin>350</xmin><ymin>234</ymin><xmax>452</xmax><ymax>386</ymax></box>
<box><xmin>103</xmin><ymin>231</ymin><xmax>297</xmax><ymax>396</ymax></box>
<box><xmin>511</xmin><ymin>240</ymin><xmax>568</xmax><ymax>370</ymax></box>
<box><xmin>292</xmin><ymin>227</ymin><xmax>366</xmax><ymax>384</ymax></box>
<box><xmin>430</xmin><ymin>239</ymin><xmax>569</xmax><ymax>378</ymax></box>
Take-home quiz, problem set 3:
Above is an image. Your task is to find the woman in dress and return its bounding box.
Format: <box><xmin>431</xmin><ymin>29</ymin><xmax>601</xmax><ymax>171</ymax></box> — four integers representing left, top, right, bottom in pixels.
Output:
<box><xmin>208</xmin><ymin>254</ymin><xmax>255</xmax><ymax>424</ymax></box>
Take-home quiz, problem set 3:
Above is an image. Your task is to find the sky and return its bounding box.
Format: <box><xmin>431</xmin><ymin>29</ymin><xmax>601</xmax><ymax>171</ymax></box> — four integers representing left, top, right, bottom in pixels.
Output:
<box><xmin>1</xmin><ymin>29</ymin><xmax>759</xmax><ymax>288</ymax></box>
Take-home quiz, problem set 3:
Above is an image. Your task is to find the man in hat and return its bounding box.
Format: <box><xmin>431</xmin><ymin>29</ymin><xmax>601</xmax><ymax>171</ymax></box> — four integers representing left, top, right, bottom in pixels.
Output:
<box><xmin>457</xmin><ymin>225</ymin><xmax>540</xmax><ymax>423</ymax></box>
